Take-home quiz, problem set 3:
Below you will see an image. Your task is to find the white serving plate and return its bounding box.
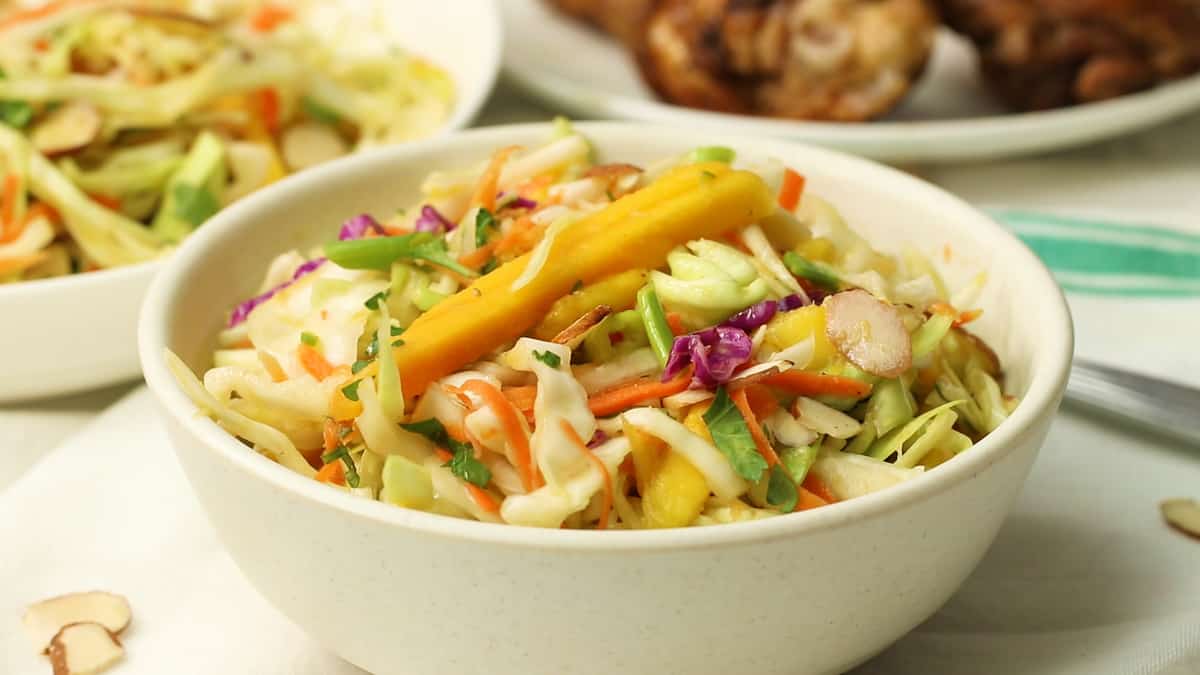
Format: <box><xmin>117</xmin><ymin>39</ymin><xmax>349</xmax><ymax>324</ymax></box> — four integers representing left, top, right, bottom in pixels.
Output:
<box><xmin>0</xmin><ymin>0</ymin><xmax>502</xmax><ymax>403</ymax></box>
<box><xmin>502</xmin><ymin>0</ymin><xmax>1200</xmax><ymax>163</ymax></box>
<box><xmin>140</xmin><ymin>122</ymin><xmax>1072</xmax><ymax>675</ymax></box>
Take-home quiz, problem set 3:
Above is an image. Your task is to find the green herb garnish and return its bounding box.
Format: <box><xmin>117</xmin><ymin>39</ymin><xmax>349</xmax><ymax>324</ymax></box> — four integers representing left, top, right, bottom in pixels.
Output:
<box><xmin>301</xmin><ymin>96</ymin><xmax>341</xmax><ymax>125</ymax></box>
<box><xmin>351</xmin><ymin>359</ymin><xmax>371</xmax><ymax>374</ymax></box>
<box><xmin>401</xmin><ymin>418</ymin><xmax>491</xmax><ymax>487</ymax></box>
<box><xmin>364</xmin><ymin>290</ymin><xmax>390</xmax><ymax>310</ymax></box>
<box><xmin>321</xmin><ymin>445</ymin><xmax>360</xmax><ymax>487</ymax></box>
<box><xmin>702</xmin><ymin>387</ymin><xmax>769</xmax><ymax>482</ymax></box>
<box><xmin>475</xmin><ymin>208</ymin><xmax>495</xmax><ymax>248</ymax></box>
<box><xmin>341</xmin><ymin>380</ymin><xmax>361</xmax><ymax>402</ymax></box>
<box><xmin>532</xmin><ymin>350</ymin><xmax>561</xmax><ymax>368</ymax></box>
<box><xmin>300</xmin><ymin>331</ymin><xmax>319</xmax><ymax>347</ymax></box>
<box><xmin>480</xmin><ymin>257</ymin><xmax>499</xmax><ymax>275</ymax></box>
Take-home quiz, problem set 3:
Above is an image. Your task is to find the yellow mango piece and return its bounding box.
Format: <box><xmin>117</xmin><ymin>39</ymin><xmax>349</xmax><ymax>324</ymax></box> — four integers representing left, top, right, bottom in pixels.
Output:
<box><xmin>795</xmin><ymin>237</ymin><xmax>835</xmax><ymax>263</ymax></box>
<box><xmin>763</xmin><ymin>305</ymin><xmax>837</xmax><ymax>369</ymax></box>
<box><xmin>533</xmin><ymin>268</ymin><xmax>649</xmax><ymax>340</ymax></box>
<box><xmin>643</xmin><ymin>451</ymin><xmax>711</xmax><ymax>529</ymax></box>
<box><xmin>623</xmin><ymin>421</ymin><xmax>667</xmax><ymax>496</ymax></box>
<box><xmin>683</xmin><ymin>404</ymin><xmax>712</xmax><ymax>442</ymax></box>
<box><xmin>382</xmin><ymin>163</ymin><xmax>775</xmax><ymax>402</ymax></box>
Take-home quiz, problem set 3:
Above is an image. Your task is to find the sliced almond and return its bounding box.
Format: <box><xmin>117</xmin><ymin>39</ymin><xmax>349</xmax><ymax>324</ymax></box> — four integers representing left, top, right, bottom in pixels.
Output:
<box><xmin>24</xmin><ymin>591</ymin><xmax>131</xmax><ymax>654</ymax></box>
<box><xmin>49</xmin><ymin>623</ymin><xmax>124</xmax><ymax>675</ymax></box>
<box><xmin>31</xmin><ymin>102</ymin><xmax>102</xmax><ymax>156</ymax></box>
<box><xmin>662</xmin><ymin>387</ymin><xmax>715</xmax><ymax>414</ymax></box>
<box><xmin>824</xmin><ymin>289</ymin><xmax>912</xmax><ymax>378</ymax></box>
<box><xmin>1161</xmin><ymin>498</ymin><xmax>1200</xmax><ymax>540</ymax></box>
<box><xmin>551</xmin><ymin>305</ymin><xmax>612</xmax><ymax>349</ymax></box>
<box><xmin>281</xmin><ymin>122</ymin><xmax>349</xmax><ymax>172</ymax></box>
<box><xmin>727</xmin><ymin>359</ymin><xmax>793</xmax><ymax>389</ymax></box>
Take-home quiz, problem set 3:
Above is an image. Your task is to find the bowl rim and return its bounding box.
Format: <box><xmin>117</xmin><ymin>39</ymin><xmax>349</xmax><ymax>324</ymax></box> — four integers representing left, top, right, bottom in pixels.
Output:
<box><xmin>0</xmin><ymin>0</ymin><xmax>502</xmax><ymax>297</ymax></box>
<box><xmin>139</xmin><ymin>121</ymin><xmax>1074</xmax><ymax>553</ymax></box>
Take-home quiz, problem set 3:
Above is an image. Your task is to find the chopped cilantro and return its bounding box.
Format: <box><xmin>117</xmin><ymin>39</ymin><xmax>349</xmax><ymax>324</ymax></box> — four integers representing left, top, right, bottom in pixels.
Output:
<box><xmin>341</xmin><ymin>380</ymin><xmax>361</xmax><ymax>402</ymax></box>
<box><xmin>401</xmin><ymin>418</ymin><xmax>491</xmax><ymax>487</ymax></box>
<box><xmin>532</xmin><ymin>350</ymin><xmax>561</xmax><ymax>368</ymax></box>
<box><xmin>702</xmin><ymin>387</ymin><xmax>769</xmax><ymax>482</ymax></box>
<box><xmin>571</xmin><ymin>279</ymin><xmax>584</xmax><ymax>293</ymax></box>
<box><xmin>299</xmin><ymin>331</ymin><xmax>319</xmax><ymax>347</ymax></box>
<box><xmin>480</xmin><ymin>257</ymin><xmax>499</xmax><ymax>275</ymax></box>
<box><xmin>301</xmin><ymin>96</ymin><xmax>341</xmax><ymax>125</ymax></box>
<box><xmin>390</xmin><ymin>325</ymin><xmax>406</xmax><ymax>336</ymax></box>
<box><xmin>172</xmin><ymin>184</ymin><xmax>219</xmax><ymax>227</ymax></box>
<box><xmin>364</xmin><ymin>290</ymin><xmax>390</xmax><ymax>310</ymax></box>
<box><xmin>320</xmin><ymin>445</ymin><xmax>360</xmax><ymax>488</ymax></box>
<box><xmin>351</xmin><ymin>359</ymin><xmax>371</xmax><ymax>374</ymax></box>
<box><xmin>475</xmin><ymin>208</ymin><xmax>495</xmax><ymax>248</ymax></box>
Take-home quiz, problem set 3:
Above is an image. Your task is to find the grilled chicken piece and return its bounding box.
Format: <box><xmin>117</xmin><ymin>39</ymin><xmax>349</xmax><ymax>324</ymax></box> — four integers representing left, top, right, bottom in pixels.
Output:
<box><xmin>635</xmin><ymin>0</ymin><xmax>938</xmax><ymax>121</ymax></box>
<box><xmin>546</xmin><ymin>0</ymin><xmax>660</xmax><ymax>47</ymax></box>
<box><xmin>938</xmin><ymin>0</ymin><xmax>1200</xmax><ymax>110</ymax></box>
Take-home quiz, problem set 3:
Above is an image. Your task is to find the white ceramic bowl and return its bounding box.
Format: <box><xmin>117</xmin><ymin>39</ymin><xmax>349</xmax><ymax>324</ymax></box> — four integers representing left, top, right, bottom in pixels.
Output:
<box><xmin>139</xmin><ymin>123</ymin><xmax>1072</xmax><ymax>675</ymax></box>
<box><xmin>0</xmin><ymin>0</ymin><xmax>502</xmax><ymax>403</ymax></box>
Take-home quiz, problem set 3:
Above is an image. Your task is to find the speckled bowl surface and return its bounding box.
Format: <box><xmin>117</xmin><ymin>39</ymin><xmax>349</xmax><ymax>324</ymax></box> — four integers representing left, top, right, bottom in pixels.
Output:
<box><xmin>139</xmin><ymin>122</ymin><xmax>1072</xmax><ymax>675</ymax></box>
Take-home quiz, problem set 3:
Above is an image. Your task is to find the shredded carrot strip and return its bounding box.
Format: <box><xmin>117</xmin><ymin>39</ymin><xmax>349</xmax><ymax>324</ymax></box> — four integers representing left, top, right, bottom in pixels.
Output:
<box><xmin>516</xmin><ymin>173</ymin><xmax>555</xmax><ymax>200</ymax></box>
<box><xmin>761</xmin><ymin>370</ymin><xmax>873</xmax><ymax>399</ymax></box>
<box><xmin>322</xmin><ymin>419</ymin><xmax>340</xmax><ymax>454</ymax></box>
<box><xmin>457</xmin><ymin>244</ymin><xmax>495</xmax><ymax>269</ymax></box>
<box><xmin>778</xmin><ymin>168</ymin><xmax>806</xmax><ymax>211</ymax></box>
<box><xmin>255</xmin><ymin>88</ymin><xmax>282</xmax><ymax>136</ymax></box>
<box><xmin>23</xmin><ymin>202</ymin><xmax>59</xmax><ymax>226</ymax></box>
<box><xmin>89</xmin><ymin>193</ymin><xmax>121</xmax><ymax>211</ymax></box>
<box><xmin>560</xmin><ymin>420</ymin><xmax>612</xmax><ymax>530</ymax></box>
<box><xmin>249</xmin><ymin>4</ymin><xmax>293</xmax><ymax>32</ymax></box>
<box><xmin>492</xmin><ymin>215</ymin><xmax>542</xmax><ymax>257</ymax></box>
<box><xmin>743</xmin><ymin>384</ymin><xmax>779</xmax><ymax>419</ymax></box>
<box><xmin>462</xmin><ymin>379</ymin><xmax>540</xmax><ymax>492</ymax></box>
<box><xmin>315</xmin><ymin>460</ymin><xmax>345</xmax><ymax>486</ymax></box>
<box><xmin>297</xmin><ymin>344</ymin><xmax>336</xmax><ymax>380</ymax></box>
<box><xmin>795</xmin><ymin>486</ymin><xmax>828</xmax><ymax>511</ymax></box>
<box><xmin>469</xmin><ymin>145</ymin><xmax>520</xmax><ymax>213</ymax></box>
<box><xmin>1</xmin><ymin>173</ymin><xmax>19</xmax><ymax>237</ymax></box>
<box><xmin>436</xmin><ymin>448</ymin><xmax>501</xmax><ymax>513</ymax></box>
<box><xmin>955</xmin><ymin>309</ymin><xmax>983</xmax><ymax>327</ymax></box>
<box><xmin>587</xmin><ymin>370</ymin><xmax>692</xmax><ymax>417</ymax></box>
<box><xmin>730</xmin><ymin>388</ymin><xmax>780</xmax><ymax>467</ymax></box>
<box><xmin>665</xmin><ymin>312</ymin><xmax>686</xmax><ymax>337</ymax></box>
<box><xmin>802</xmin><ymin>473</ymin><xmax>838</xmax><ymax>504</ymax></box>
<box><xmin>502</xmin><ymin>385</ymin><xmax>537</xmax><ymax>413</ymax></box>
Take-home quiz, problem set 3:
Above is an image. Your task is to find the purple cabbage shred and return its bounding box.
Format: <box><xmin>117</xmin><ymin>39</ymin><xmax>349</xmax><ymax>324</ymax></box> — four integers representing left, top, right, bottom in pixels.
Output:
<box><xmin>662</xmin><ymin>326</ymin><xmax>753</xmax><ymax>389</ymax></box>
<box><xmin>227</xmin><ymin>257</ymin><xmax>326</xmax><ymax>328</ymax></box>
<box><xmin>337</xmin><ymin>214</ymin><xmax>385</xmax><ymax>241</ymax></box>
<box><xmin>413</xmin><ymin>205</ymin><xmax>455</xmax><ymax>234</ymax></box>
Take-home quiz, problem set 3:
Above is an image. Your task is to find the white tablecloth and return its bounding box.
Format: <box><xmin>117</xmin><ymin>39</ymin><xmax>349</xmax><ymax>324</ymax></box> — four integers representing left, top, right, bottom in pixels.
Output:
<box><xmin>3</xmin><ymin>91</ymin><xmax>1199</xmax><ymax>675</ymax></box>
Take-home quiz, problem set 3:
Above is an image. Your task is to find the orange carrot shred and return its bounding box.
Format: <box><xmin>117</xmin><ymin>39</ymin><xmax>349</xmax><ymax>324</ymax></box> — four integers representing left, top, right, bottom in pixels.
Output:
<box><xmin>502</xmin><ymin>385</ymin><xmax>538</xmax><ymax>414</ymax></box>
<box><xmin>560</xmin><ymin>420</ymin><xmax>612</xmax><ymax>530</ymax></box>
<box><xmin>778</xmin><ymin>168</ymin><xmax>806</xmax><ymax>211</ymax></box>
<box><xmin>255</xmin><ymin>88</ymin><xmax>282</xmax><ymax>135</ymax></box>
<box><xmin>457</xmin><ymin>243</ymin><xmax>495</xmax><ymax>269</ymax></box>
<box><xmin>249</xmin><ymin>4</ymin><xmax>293</xmax><ymax>32</ymax></box>
<box><xmin>664</xmin><ymin>312</ymin><xmax>686</xmax><ymax>337</ymax></box>
<box><xmin>469</xmin><ymin>145</ymin><xmax>520</xmax><ymax>213</ymax></box>
<box><xmin>322</xmin><ymin>419</ymin><xmax>340</xmax><ymax>454</ymax></box>
<box><xmin>297</xmin><ymin>344</ymin><xmax>336</xmax><ymax>380</ymax></box>
<box><xmin>587</xmin><ymin>370</ymin><xmax>692</xmax><ymax>417</ymax></box>
<box><xmin>795</xmin><ymin>486</ymin><xmax>828</xmax><ymax>511</ymax></box>
<box><xmin>761</xmin><ymin>370</ymin><xmax>873</xmax><ymax>399</ymax></box>
<box><xmin>1</xmin><ymin>173</ymin><xmax>19</xmax><ymax>237</ymax></box>
<box><xmin>802</xmin><ymin>473</ymin><xmax>838</xmax><ymax>504</ymax></box>
<box><xmin>730</xmin><ymin>387</ymin><xmax>780</xmax><ymax>467</ymax></box>
<box><xmin>315</xmin><ymin>460</ymin><xmax>345</xmax><ymax>486</ymax></box>
<box><xmin>462</xmin><ymin>379</ymin><xmax>540</xmax><ymax>492</ymax></box>
<box><xmin>743</xmin><ymin>384</ymin><xmax>779</xmax><ymax>419</ymax></box>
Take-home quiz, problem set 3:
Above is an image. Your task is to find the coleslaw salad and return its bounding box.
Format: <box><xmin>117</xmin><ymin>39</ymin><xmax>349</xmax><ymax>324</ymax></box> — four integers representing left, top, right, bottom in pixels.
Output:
<box><xmin>167</xmin><ymin>122</ymin><xmax>1017</xmax><ymax>530</ymax></box>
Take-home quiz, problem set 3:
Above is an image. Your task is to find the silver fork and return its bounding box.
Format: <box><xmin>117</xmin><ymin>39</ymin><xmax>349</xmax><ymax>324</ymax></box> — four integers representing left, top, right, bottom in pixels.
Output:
<box><xmin>1066</xmin><ymin>359</ymin><xmax>1200</xmax><ymax>447</ymax></box>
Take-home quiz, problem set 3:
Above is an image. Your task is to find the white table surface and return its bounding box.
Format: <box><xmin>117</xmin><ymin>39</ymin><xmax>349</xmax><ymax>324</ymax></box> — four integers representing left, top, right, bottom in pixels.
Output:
<box><xmin>3</xmin><ymin>88</ymin><xmax>1198</xmax><ymax>674</ymax></box>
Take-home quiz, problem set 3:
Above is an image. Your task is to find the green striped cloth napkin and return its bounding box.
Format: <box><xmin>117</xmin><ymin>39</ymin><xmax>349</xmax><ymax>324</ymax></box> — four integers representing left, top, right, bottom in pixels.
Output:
<box><xmin>993</xmin><ymin>210</ymin><xmax>1200</xmax><ymax>298</ymax></box>
<box><xmin>989</xmin><ymin>209</ymin><xmax>1200</xmax><ymax>386</ymax></box>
